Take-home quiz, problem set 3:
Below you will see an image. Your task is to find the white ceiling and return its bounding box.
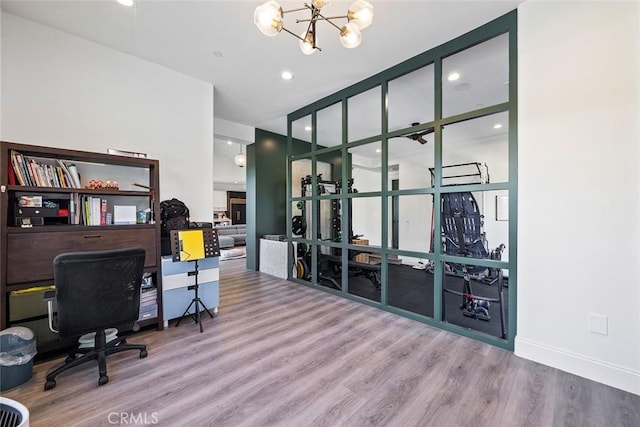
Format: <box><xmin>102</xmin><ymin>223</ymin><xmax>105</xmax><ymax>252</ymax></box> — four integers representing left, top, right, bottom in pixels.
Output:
<box><xmin>1</xmin><ymin>0</ymin><xmax>522</xmax><ymax>137</ymax></box>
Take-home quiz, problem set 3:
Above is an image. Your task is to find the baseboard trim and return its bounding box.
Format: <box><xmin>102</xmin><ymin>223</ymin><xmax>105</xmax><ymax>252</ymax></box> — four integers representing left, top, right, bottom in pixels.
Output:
<box><xmin>515</xmin><ymin>336</ymin><xmax>640</xmax><ymax>395</ymax></box>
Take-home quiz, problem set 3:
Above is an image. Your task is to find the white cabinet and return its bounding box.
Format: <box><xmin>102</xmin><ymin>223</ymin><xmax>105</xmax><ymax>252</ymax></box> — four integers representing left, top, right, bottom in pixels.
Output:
<box><xmin>213</xmin><ymin>190</ymin><xmax>227</xmax><ymax>211</ymax></box>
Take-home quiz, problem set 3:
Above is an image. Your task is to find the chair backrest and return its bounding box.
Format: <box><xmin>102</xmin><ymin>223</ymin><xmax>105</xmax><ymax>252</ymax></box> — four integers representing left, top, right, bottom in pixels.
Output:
<box><xmin>53</xmin><ymin>248</ymin><xmax>146</xmax><ymax>337</ymax></box>
<box><xmin>441</xmin><ymin>192</ymin><xmax>488</xmax><ymax>259</ymax></box>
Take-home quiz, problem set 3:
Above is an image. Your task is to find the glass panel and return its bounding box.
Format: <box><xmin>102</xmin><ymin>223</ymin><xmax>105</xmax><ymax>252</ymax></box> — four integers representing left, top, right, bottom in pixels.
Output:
<box><xmin>442</xmin><ymin>112</ymin><xmax>509</xmax><ymax>184</ymax></box>
<box><xmin>346</xmin><ymin>248</ymin><xmax>381</xmax><ymax>302</ymax></box>
<box><xmin>291</xmin><ymin>115</ymin><xmax>312</xmax><ymax>144</ymax></box>
<box><xmin>442</xmin><ymin>262</ymin><xmax>509</xmax><ymax>339</ymax></box>
<box><xmin>388</xmin><ymin>64</ymin><xmax>435</xmax><ymax>133</ymax></box>
<box><xmin>317</xmin><ymin>244</ymin><xmax>342</xmax><ymax>290</ymax></box>
<box><xmin>291</xmin><ymin>200</ymin><xmax>311</xmax><ymax>240</ymax></box>
<box><xmin>388</xmin><ymin>125</ymin><xmax>434</xmax><ymax>190</ymax></box>
<box><xmin>316</xmin><ymin>150</ymin><xmax>343</xmax><ymax>185</ymax></box>
<box><xmin>348</xmin><ymin>86</ymin><xmax>381</xmax><ymax>142</ymax></box>
<box><xmin>317</xmin><ymin>102</ymin><xmax>342</xmax><ymax>148</ymax></box>
<box><xmin>388</xmin><ymin>255</ymin><xmax>433</xmax><ymax>318</ymax></box>
<box><xmin>442</xmin><ymin>33</ymin><xmax>509</xmax><ymax>118</ymax></box>
<box><xmin>387</xmin><ymin>194</ymin><xmax>433</xmax><ymax>252</ymax></box>
<box><xmin>318</xmin><ymin>199</ymin><xmax>341</xmax><ymax>242</ymax></box>
<box><xmin>292</xmin><ymin>241</ymin><xmax>312</xmax><ymax>283</ymax></box>
<box><xmin>291</xmin><ymin>158</ymin><xmax>312</xmax><ymax>198</ymax></box>
<box><xmin>350</xmin><ymin>197</ymin><xmax>381</xmax><ymax>247</ymax></box>
<box><xmin>348</xmin><ymin>141</ymin><xmax>382</xmax><ymax>193</ymax></box>
<box><xmin>440</xmin><ymin>190</ymin><xmax>509</xmax><ymax>261</ymax></box>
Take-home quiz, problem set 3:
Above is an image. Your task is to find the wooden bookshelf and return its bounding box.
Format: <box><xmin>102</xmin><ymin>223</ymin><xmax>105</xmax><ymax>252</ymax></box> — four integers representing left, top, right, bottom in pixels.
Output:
<box><xmin>1</xmin><ymin>141</ymin><xmax>164</xmax><ymax>350</ymax></box>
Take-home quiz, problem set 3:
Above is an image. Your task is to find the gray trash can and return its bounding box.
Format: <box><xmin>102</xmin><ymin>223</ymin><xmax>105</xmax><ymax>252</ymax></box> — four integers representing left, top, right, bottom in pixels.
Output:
<box><xmin>0</xmin><ymin>327</ymin><xmax>37</xmax><ymax>391</ymax></box>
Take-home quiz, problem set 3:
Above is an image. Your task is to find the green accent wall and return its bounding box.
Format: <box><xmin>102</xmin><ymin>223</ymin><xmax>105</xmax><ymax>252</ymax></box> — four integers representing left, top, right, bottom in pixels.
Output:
<box><xmin>247</xmin><ymin>129</ymin><xmax>286</xmax><ymax>270</ymax></box>
<box><xmin>247</xmin><ymin>129</ymin><xmax>310</xmax><ymax>270</ymax></box>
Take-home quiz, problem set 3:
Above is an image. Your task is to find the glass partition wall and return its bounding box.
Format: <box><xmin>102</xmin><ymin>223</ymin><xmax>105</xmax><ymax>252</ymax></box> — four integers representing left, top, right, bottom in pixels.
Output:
<box><xmin>287</xmin><ymin>12</ymin><xmax>517</xmax><ymax>348</ymax></box>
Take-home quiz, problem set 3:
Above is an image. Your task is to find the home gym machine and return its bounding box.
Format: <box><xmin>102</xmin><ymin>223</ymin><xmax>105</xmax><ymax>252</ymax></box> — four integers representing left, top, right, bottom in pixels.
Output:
<box><xmin>291</xmin><ymin>174</ymin><xmax>381</xmax><ymax>290</ymax></box>
<box><xmin>429</xmin><ymin>162</ymin><xmax>507</xmax><ymax>339</ymax></box>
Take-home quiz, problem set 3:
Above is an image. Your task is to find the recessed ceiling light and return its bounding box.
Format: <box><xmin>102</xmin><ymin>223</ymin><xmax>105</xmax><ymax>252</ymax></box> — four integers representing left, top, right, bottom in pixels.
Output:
<box><xmin>493</xmin><ymin>123</ymin><xmax>503</xmax><ymax>129</ymax></box>
<box><xmin>304</xmin><ymin>125</ymin><xmax>312</xmax><ymax>131</ymax></box>
<box><xmin>227</xmin><ymin>140</ymin><xmax>232</xmax><ymax>145</ymax></box>
<box><xmin>448</xmin><ymin>72</ymin><xmax>460</xmax><ymax>82</ymax></box>
<box><xmin>117</xmin><ymin>0</ymin><xmax>134</xmax><ymax>6</ymax></box>
<box><xmin>234</xmin><ymin>181</ymin><xmax>239</xmax><ymax>184</ymax></box>
<box><xmin>281</xmin><ymin>71</ymin><xmax>294</xmax><ymax>80</ymax></box>
<box><xmin>375</xmin><ymin>148</ymin><xmax>381</xmax><ymax>153</ymax></box>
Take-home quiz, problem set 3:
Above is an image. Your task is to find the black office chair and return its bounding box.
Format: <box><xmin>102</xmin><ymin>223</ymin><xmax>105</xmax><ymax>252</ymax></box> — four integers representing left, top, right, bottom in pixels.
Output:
<box><xmin>44</xmin><ymin>248</ymin><xmax>148</xmax><ymax>390</ymax></box>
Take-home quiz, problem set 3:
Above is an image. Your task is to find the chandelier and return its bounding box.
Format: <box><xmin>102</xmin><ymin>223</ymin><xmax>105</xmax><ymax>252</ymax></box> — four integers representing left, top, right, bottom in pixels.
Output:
<box><xmin>254</xmin><ymin>0</ymin><xmax>374</xmax><ymax>55</ymax></box>
<box><xmin>234</xmin><ymin>145</ymin><xmax>246</xmax><ymax>168</ymax></box>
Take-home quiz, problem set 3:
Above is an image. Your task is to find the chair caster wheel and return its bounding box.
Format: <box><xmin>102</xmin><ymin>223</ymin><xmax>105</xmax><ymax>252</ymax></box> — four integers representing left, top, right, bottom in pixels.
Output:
<box><xmin>44</xmin><ymin>379</ymin><xmax>56</xmax><ymax>390</ymax></box>
<box><xmin>140</xmin><ymin>350</ymin><xmax>148</xmax><ymax>359</ymax></box>
<box><xmin>98</xmin><ymin>375</ymin><xmax>109</xmax><ymax>386</ymax></box>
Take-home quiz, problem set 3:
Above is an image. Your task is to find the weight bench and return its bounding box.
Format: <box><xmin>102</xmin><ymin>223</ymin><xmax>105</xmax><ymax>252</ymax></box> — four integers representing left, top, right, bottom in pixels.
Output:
<box><xmin>319</xmin><ymin>254</ymin><xmax>381</xmax><ymax>290</ymax></box>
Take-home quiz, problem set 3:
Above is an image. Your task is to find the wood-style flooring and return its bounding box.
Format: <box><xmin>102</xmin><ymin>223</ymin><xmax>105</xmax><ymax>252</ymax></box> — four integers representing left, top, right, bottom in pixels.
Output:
<box><xmin>4</xmin><ymin>258</ymin><xmax>639</xmax><ymax>426</ymax></box>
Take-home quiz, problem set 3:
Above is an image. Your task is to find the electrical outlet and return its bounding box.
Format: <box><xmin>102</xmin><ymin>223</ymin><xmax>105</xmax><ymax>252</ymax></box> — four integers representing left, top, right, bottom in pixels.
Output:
<box><xmin>589</xmin><ymin>313</ymin><xmax>608</xmax><ymax>335</ymax></box>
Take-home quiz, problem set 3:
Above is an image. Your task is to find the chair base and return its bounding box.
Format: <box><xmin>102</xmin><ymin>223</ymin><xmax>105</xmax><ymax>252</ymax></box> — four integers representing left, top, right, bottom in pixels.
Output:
<box><xmin>44</xmin><ymin>329</ymin><xmax>147</xmax><ymax>390</ymax></box>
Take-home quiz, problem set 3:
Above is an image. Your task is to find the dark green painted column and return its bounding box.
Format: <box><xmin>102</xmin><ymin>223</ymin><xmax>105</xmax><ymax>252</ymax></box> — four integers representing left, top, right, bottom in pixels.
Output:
<box><xmin>246</xmin><ymin>129</ymin><xmax>288</xmax><ymax>270</ymax></box>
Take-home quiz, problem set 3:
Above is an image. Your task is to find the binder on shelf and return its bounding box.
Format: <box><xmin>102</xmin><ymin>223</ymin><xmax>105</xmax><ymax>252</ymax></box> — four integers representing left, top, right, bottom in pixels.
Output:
<box><xmin>91</xmin><ymin>197</ymin><xmax>101</xmax><ymax>226</ymax></box>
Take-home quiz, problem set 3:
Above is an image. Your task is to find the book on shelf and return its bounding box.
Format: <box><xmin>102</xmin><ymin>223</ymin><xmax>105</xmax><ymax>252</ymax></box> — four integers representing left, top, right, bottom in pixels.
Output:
<box><xmin>82</xmin><ymin>196</ymin><xmax>89</xmax><ymax>225</ymax></box>
<box><xmin>20</xmin><ymin>153</ymin><xmax>34</xmax><ymax>186</ymax></box>
<box><xmin>9</xmin><ymin>152</ymin><xmax>25</xmax><ymax>185</ymax></box>
<box><xmin>8</xmin><ymin>159</ymin><xmax>17</xmax><ymax>185</ymax></box>
<box><xmin>26</xmin><ymin>159</ymin><xmax>39</xmax><ymax>186</ymax></box>
<box><xmin>101</xmin><ymin>199</ymin><xmax>107</xmax><ymax>226</ymax></box>
<box><xmin>141</xmin><ymin>287</ymin><xmax>157</xmax><ymax>299</ymax></box>
<box><xmin>138</xmin><ymin>304</ymin><xmax>157</xmax><ymax>321</ymax></box>
<box><xmin>55</xmin><ymin>159</ymin><xmax>78</xmax><ymax>189</ymax></box>
<box><xmin>8</xmin><ymin>149</ymin><xmax>83</xmax><ymax>189</ymax></box>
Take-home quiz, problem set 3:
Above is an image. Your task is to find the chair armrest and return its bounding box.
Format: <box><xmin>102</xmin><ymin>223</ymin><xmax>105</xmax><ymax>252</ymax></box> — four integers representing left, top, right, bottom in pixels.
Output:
<box><xmin>44</xmin><ymin>290</ymin><xmax>56</xmax><ymax>301</ymax></box>
<box><xmin>43</xmin><ymin>290</ymin><xmax>59</xmax><ymax>333</ymax></box>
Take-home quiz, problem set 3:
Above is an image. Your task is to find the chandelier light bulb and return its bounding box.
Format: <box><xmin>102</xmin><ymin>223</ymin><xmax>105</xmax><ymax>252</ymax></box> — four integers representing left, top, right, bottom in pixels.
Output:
<box><xmin>254</xmin><ymin>1</ymin><xmax>283</xmax><ymax>37</ymax></box>
<box><xmin>340</xmin><ymin>22</ymin><xmax>362</xmax><ymax>49</ymax></box>
<box><xmin>234</xmin><ymin>153</ymin><xmax>246</xmax><ymax>167</ymax></box>
<box><xmin>347</xmin><ymin>0</ymin><xmax>374</xmax><ymax>30</ymax></box>
<box><xmin>299</xmin><ymin>31</ymin><xmax>317</xmax><ymax>55</ymax></box>
<box><xmin>311</xmin><ymin>0</ymin><xmax>331</xmax><ymax>8</ymax></box>
<box><xmin>234</xmin><ymin>145</ymin><xmax>246</xmax><ymax>167</ymax></box>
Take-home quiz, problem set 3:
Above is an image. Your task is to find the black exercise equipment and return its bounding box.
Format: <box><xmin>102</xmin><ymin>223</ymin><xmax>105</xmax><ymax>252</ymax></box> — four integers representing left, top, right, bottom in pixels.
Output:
<box><xmin>319</xmin><ymin>254</ymin><xmax>381</xmax><ymax>291</ymax></box>
<box><xmin>441</xmin><ymin>191</ymin><xmax>506</xmax><ymax>339</ymax></box>
<box><xmin>292</xmin><ymin>215</ymin><xmax>307</xmax><ymax>236</ymax></box>
<box><xmin>293</xmin><ymin>174</ymin><xmax>379</xmax><ymax>290</ymax></box>
<box><xmin>429</xmin><ymin>162</ymin><xmax>490</xmax><ymax>187</ymax></box>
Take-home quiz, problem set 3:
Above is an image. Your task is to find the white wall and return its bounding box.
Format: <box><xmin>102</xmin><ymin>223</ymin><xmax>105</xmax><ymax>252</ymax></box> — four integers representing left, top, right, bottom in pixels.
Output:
<box><xmin>517</xmin><ymin>0</ymin><xmax>640</xmax><ymax>394</ymax></box>
<box><xmin>1</xmin><ymin>13</ymin><xmax>214</xmax><ymax>221</ymax></box>
<box><xmin>212</xmin><ymin>117</ymin><xmax>253</xmax><ymax>193</ymax></box>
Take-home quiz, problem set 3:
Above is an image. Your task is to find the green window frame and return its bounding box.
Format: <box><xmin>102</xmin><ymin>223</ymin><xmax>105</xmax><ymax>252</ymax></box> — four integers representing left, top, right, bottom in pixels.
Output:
<box><xmin>286</xmin><ymin>11</ymin><xmax>517</xmax><ymax>349</ymax></box>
